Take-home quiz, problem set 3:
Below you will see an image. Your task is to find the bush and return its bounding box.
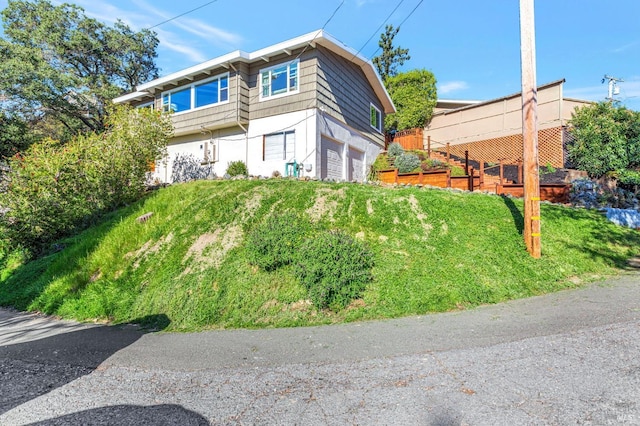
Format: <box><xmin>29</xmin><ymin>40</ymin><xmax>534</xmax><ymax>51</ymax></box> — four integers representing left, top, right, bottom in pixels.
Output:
<box><xmin>226</xmin><ymin>160</ymin><xmax>248</xmax><ymax>177</ymax></box>
<box><xmin>246</xmin><ymin>211</ymin><xmax>312</xmax><ymax>271</ymax></box>
<box><xmin>395</xmin><ymin>153</ymin><xmax>421</xmax><ymax>173</ymax></box>
<box><xmin>0</xmin><ymin>105</ymin><xmax>172</xmax><ymax>253</ymax></box>
<box><xmin>387</xmin><ymin>142</ymin><xmax>404</xmax><ymax>158</ymax></box>
<box><xmin>294</xmin><ymin>230</ymin><xmax>374</xmax><ymax>311</ymax></box>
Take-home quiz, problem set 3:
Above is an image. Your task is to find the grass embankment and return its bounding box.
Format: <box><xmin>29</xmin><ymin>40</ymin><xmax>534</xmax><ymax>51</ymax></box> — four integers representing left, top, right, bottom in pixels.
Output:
<box><xmin>1</xmin><ymin>179</ymin><xmax>638</xmax><ymax>331</ymax></box>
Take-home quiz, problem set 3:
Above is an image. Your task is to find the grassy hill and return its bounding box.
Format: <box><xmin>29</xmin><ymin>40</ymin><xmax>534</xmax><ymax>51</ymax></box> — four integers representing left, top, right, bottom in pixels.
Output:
<box><xmin>1</xmin><ymin>179</ymin><xmax>638</xmax><ymax>331</ymax></box>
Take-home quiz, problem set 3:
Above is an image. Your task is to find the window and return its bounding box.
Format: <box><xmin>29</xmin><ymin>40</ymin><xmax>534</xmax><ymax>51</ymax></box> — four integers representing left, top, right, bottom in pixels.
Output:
<box><xmin>263</xmin><ymin>131</ymin><xmax>295</xmax><ymax>161</ymax></box>
<box><xmin>260</xmin><ymin>61</ymin><xmax>299</xmax><ymax>99</ymax></box>
<box><xmin>370</xmin><ymin>103</ymin><xmax>382</xmax><ymax>133</ymax></box>
<box><xmin>137</xmin><ymin>101</ymin><xmax>155</xmax><ymax>110</ymax></box>
<box><xmin>162</xmin><ymin>73</ymin><xmax>229</xmax><ymax>113</ymax></box>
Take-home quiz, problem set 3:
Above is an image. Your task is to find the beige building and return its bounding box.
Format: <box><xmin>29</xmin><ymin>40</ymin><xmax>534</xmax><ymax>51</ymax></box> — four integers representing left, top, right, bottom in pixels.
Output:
<box><xmin>425</xmin><ymin>79</ymin><xmax>591</xmax><ymax>167</ymax></box>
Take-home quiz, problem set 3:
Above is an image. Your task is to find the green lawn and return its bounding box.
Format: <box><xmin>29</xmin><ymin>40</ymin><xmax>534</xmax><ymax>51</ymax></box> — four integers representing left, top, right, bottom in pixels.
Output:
<box><xmin>1</xmin><ymin>179</ymin><xmax>638</xmax><ymax>331</ymax></box>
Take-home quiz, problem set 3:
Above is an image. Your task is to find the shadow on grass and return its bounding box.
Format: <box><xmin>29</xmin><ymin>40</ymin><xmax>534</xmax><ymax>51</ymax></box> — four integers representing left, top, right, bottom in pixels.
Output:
<box><xmin>500</xmin><ymin>195</ymin><xmax>524</xmax><ymax>235</ymax></box>
<box><xmin>542</xmin><ymin>205</ymin><xmax>640</xmax><ymax>269</ymax></box>
<box><xmin>25</xmin><ymin>404</ymin><xmax>208</xmax><ymax>425</ymax></box>
<box><xmin>0</xmin><ymin>312</ymin><xmax>170</xmax><ymax>416</ymax></box>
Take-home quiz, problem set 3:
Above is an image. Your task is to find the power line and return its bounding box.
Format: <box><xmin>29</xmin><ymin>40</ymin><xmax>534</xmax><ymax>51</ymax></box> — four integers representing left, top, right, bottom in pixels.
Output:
<box><xmin>351</xmin><ymin>0</ymin><xmax>407</xmax><ymax>61</ymax></box>
<box><xmin>368</xmin><ymin>0</ymin><xmax>425</xmax><ymax>59</ymax></box>
<box><xmin>147</xmin><ymin>1</ymin><xmax>219</xmax><ymax>30</ymax></box>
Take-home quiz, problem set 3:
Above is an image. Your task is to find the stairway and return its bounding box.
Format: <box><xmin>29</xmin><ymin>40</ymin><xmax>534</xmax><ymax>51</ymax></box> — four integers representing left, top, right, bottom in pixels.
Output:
<box><xmin>429</xmin><ymin>151</ymin><xmax>514</xmax><ymax>192</ymax></box>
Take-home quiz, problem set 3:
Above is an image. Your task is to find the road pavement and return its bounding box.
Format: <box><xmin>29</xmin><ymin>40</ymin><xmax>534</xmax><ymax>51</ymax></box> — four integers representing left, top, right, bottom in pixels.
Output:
<box><xmin>1</xmin><ymin>269</ymin><xmax>639</xmax><ymax>425</ymax></box>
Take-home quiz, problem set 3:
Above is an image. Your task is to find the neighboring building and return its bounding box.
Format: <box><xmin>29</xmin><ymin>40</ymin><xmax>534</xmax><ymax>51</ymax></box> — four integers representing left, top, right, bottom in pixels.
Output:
<box><xmin>425</xmin><ymin>80</ymin><xmax>592</xmax><ymax>167</ymax></box>
<box><xmin>114</xmin><ymin>30</ymin><xmax>395</xmax><ymax>183</ymax></box>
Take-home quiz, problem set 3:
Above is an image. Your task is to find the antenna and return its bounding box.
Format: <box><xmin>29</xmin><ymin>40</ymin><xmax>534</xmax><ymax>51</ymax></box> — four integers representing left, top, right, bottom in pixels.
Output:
<box><xmin>603</xmin><ymin>75</ymin><xmax>624</xmax><ymax>101</ymax></box>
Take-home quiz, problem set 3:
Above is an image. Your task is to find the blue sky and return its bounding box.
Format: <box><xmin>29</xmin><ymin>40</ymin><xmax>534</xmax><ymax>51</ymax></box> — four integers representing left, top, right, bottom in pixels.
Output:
<box><xmin>1</xmin><ymin>0</ymin><xmax>639</xmax><ymax>110</ymax></box>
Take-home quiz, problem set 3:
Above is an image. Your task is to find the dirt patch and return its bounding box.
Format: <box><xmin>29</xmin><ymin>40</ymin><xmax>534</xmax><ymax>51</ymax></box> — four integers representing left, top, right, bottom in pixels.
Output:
<box><xmin>182</xmin><ymin>225</ymin><xmax>243</xmax><ymax>273</ymax></box>
<box><xmin>356</xmin><ymin>231</ymin><xmax>365</xmax><ymax>240</ymax></box>
<box><xmin>237</xmin><ymin>187</ymin><xmax>271</xmax><ymax>221</ymax></box>
<box><xmin>366</xmin><ymin>199</ymin><xmax>374</xmax><ymax>215</ymax></box>
<box><xmin>398</xmin><ymin>195</ymin><xmax>433</xmax><ymax>239</ymax></box>
<box><xmin>130</xmin><ymin>232</ymin><xmax>175</xmax><ymax>269</ymax></box>
<box><xmin>287</xmin><ymin>300</ymin><xmax>313</xmax><ymax>312</ymax></box>
<box><xmin>306</xmin><ymin>187</ymin><xmax>346</xmax><ymax>222</ymax></box>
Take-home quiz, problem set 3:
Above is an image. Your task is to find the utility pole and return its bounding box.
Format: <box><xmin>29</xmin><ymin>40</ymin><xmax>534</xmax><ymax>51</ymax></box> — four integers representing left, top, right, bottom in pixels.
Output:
<box><xmin>519</xmin><ymin>0</ymin><xmax>541</xmax><ymax>258</ymax></box>
<box><xmin>603</xmin><ymin>75</ymin><xmax>623</xmax><ymax>101</ymax></box>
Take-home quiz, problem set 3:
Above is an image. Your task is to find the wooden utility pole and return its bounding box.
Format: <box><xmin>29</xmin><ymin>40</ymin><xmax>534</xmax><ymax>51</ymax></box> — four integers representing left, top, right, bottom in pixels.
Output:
<box><xmin>519</xmin><ymin>0</ymin><xmax>541</xmax><ymax>258</ymax></box>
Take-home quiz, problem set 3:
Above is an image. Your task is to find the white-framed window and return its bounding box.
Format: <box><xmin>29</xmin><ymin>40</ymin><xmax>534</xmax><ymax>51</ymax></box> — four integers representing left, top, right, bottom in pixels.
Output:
<box><xmin>263</xmin><ymin>130</ymin><xmax>295</xmax><ymax>161</ymax></box>
<box><xmin>162</xmin><ymin>73</ymin><xmax>229</xmax><ymax>113</ymax></box>
<box><xmin>137</xmin><ymin>101</ymin><xmax>155</xmax><ymax>110</ymax></box>
<box><xmin>260</xmin><ymin>60</ymin><xmax>299</xmax><ymax>100</ymax></box>
<box><xmin>370</xmin><ymin>103</ymin><xmax>382</xmax><ymax>133</ymax></box>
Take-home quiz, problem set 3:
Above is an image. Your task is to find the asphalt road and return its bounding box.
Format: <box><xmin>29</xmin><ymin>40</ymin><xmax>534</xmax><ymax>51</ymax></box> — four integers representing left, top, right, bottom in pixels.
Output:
<box><xmin>1</xmin><ymin>270</ymin><xmax>639</xmax><ymax>425</ymax></box>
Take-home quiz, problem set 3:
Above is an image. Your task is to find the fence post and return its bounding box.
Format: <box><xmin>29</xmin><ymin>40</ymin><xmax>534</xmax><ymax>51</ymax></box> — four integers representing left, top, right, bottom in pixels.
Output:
<box><xmin>446</xmin><ymin>169</ymin><xmax>451</xmax><ymax>188</ymax></box>
<box><xmin>479</xmin><ymin>161</ymin><xmax>485</xmax><ymax>188</ymax></box>
<box><xmin>446</xmin><ymin>143</ymin><xmax>450</xmax><ymax>163</ymax></box>
<box><xmin>499</xmin><ymin>159</ymin><xmax>504</xmax><ymax>184</ymax></box>
<box><xmin>427</xmin><ymin>135</ymin><xmax>431</xmax><ymax>159</ymax></box>
<box><xmin>464</xmin><ymin>151</ymin><xmax>469</xmax><ymax>175</ymax></box>
<box><xmin>468</xmin><ymin>167</ymin><xmax>475</xmax><ymax>191</ymax></box>
<box><xmin>394</xmin><ymin>168</ymin><xmax>398</xmax><ymax>184</ymax></box>
<box><xmin>517</xmin><ymin>159</ymin><xmax>523</xmax><ymax>184</ymax></box>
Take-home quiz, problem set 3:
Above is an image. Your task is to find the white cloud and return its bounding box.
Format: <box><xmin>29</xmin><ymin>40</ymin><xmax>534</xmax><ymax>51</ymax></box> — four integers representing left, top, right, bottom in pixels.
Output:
<box><xmin>438</xmin><ymin>81</ymin><xmax>469</xmax><ymax>95</ymax></box>
<box><xmin>154</xmin><ymin>28</ymin><xmax>208</xmax><ymax>63</ymax></box>
<box><xmin>132</xmin><ymin>0</ymin><xmax>241</xmax><ymax>48</ymax></box>
<box><xmin>612</xmin><ymin>40</ymin><xmax>640</xmax><ymax>53</ymax></box>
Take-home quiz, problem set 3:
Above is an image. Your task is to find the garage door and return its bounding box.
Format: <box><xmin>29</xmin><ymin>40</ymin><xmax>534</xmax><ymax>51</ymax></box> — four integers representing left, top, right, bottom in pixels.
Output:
<box><xmin>320</xmin><ymin>137</ymin><xmax>344</xmax><ymax>180</ymax></box>
<box><xmin>348</xmin><ymin>147</ymin><xmax>365</xmax><ymax>182</ymax></box>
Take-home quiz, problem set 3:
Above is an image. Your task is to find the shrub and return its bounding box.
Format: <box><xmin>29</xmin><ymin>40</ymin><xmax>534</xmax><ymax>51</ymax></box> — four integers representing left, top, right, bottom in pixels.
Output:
<box><xmin>294</xmin><ymin>230</ymin><xmax>374</xmax><ymax>311</ymax></box>
<box><xmin>246</xmin><ymin>211</ymin><xmax>312</xmax><ymax>271</ymax></box>
<box><xmin>0</xmin><ymin>105</ymin><xmax>172</xmax><ymax>253</ymax></box>
<box><xmin>395</xmin><ymin>153</ymin><xmax>421</xmax><ymax>173</ymax></box>
<box><xmin>387</xmin><ymin>142</ymin><xmax>404</xmax><ymax>158</ymax></box>
<box><xmin>226</xmin><ymin>160</ymin><xmax>248</xmax><ymax>177</ymax></box>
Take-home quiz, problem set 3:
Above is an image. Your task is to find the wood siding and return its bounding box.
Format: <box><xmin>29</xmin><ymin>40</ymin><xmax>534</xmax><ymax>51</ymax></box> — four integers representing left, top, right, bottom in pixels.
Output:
<box><xmin>315</xmin><ymin>46</ymin><xmax>384</xmax><ymax>146</ymax></box>
<box><xmin>247</xmin><ymin>49</ymin><xmax>318</xmax><ymax>121</ymax></box>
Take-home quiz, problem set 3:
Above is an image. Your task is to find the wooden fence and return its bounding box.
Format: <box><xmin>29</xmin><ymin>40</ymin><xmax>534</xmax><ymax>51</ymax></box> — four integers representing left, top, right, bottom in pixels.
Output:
<box><xmin>385</xmin><ymin>128</ymin><xmax>424</xmax><ymax>150</ymax></box>
<box><xmin>377</xmin><ymin>168</ymin><xmax>480</xmax><ymax>191</ymax></box>
<box><xmin>495</xmin><ymin>183</ymin><xmax>570</xmax><ymax>203</ymax></box>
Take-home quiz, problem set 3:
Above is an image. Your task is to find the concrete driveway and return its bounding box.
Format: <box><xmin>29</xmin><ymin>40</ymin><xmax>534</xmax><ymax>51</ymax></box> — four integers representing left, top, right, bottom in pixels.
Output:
<box><xmin>1</xmin><ymin>270</ymin><xmax>639</xmax><ymax>425</ymax></box>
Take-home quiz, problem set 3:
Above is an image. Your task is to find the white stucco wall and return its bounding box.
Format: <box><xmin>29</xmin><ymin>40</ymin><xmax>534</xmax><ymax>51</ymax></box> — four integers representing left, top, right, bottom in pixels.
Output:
<box><xmin>317</xmin><ymin>112</ymin><xmax>383</xmax><ymax>181</ymax></box>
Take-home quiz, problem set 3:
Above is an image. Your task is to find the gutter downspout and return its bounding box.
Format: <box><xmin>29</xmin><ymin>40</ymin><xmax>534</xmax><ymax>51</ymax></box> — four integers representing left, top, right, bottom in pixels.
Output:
<box><xmin>230</xmin><ymin>62</ymin><xmax>249</xmax><ymax>169</ymax></box>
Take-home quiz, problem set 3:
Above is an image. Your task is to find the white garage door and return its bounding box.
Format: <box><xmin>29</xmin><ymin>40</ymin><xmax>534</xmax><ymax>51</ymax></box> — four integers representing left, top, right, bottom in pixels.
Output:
<box><xmin>321</xmin><ymin>137</ymin><xmax>344</xmax><ymax>180</ymax></box>
<box><xmin>348</xmin><ymin>147</ymin><xmax>365</xmax><ymax>182</ymax></box>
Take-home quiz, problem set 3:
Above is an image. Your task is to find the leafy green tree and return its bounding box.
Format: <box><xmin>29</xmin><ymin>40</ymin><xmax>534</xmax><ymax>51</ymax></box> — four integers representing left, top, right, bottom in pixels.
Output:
<box><xmin>384</xmin><ymin>69</ymin><xmax>437</xmax><ymax>132</ymax></box>
<box><xmin>567</xmin><ymin>102</ymin><xmax>640</xmax><ymax>186</ymax></box>
<box><xmin>0</xmin><ymin>0</ymin><xmax>159</xmax><ymax>135</ymax></box>
<box><xmin>0</xmin><ymin>112</ymin><xmax>35</xmax><ymax>160</ymax></box>
<box><xmin>372</xmin><ymin>24</ymin><xmax>410</xmax><ymax>82</ymax></box>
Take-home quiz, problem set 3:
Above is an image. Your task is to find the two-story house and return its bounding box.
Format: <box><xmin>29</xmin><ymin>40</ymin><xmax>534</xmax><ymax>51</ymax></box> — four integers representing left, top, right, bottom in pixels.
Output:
<box><xmin>114</xmin><ymin>30</ymin><xmax>395</xmax><ymax>182</ymax></box>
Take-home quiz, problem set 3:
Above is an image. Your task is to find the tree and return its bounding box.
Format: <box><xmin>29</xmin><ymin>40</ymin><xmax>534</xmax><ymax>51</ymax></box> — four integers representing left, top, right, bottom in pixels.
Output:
<box><xmin>567</xmin><ymin>102</ymin><xmax>640</xmax><ymax>188</ymax></box>
<box><xmin>0</xmin><ymin>112</ymin><xmax>35</xmax><ymax>160</ymax></box>
<box><xmin>372</xmin><ymin>24</ymin><xmax>410</xmax><ymax>82</ymax></box>
<box><xmin>0</xmin><ymin>0</ymin><xmax>159</xmax><ymax>136</ymax></box>
<box><xmin>384</xmin><ymin>69</ymin><xmax>437</xmax><ymax>132</ymax></box>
